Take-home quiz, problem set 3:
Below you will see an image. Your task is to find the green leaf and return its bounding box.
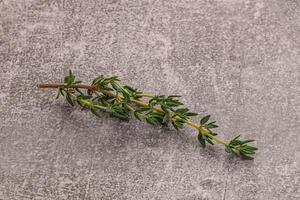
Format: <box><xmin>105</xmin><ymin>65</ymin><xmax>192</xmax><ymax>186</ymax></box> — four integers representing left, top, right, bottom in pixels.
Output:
<box><xmin>106</xmin><ymin>102</ymin><xmax>131</xmax><ymax>121</ymax></box>
<box><xmin>240</xmin><ymin>139</ymin><xmax>255</xmax><ymax>145</ymax></box>
<box><xmin>59</xmin><ymin>87</ymin><xmax>64</xmax><ymax>96</ymax></box>
<box><xmin>200</xmin><ymin>115</ymin><xmax>210</xmax><ymax>125</ymax></box>
<box><xmin>160</xmin><ymin>104</ymin><xmax>169</xmax><ymax>113</ymax></box>
<box><xmin>232</xmin><ymin>135</ymin><xmax>241</xmax><ymax>141</ymax></box>
<box><xmin>175</xmin><ymin>108</ymin><xmax>189</xmax><ymax>113</ymax></box>
<box><xmin>198</xmin><ymin>133</ymin><xmax>206</xmax><ymax>148</ymax></box>
<box><xmin>145</xmin><ymin>116</ymin><xmax>158</xmax><ymax>126</ymax></box>
<box><xmin>162</xmin><ymin>114</ymin><xmax>169</xmax><ymax>124</ymax></box>
<box><xmin>225</xmin><ymin>145</ymin><xmax>232</xmax><ymax>153</ymax></box>
<box><xmin>122</xmin><ymin>92</ymin><xmax>131</xmax><ymax>102</ymax></box>
<box><xmin>133</xmin><ymin>110</ymin><xmax>142</xmax><ymax>121</ymax></box>
<box><xmin>66</xmin><ymin>94</ymin><xmax>74</xmax><ymax>106</ymax></box>
<box><xmin>91</xmin><ymin>108</ymin><xmax>101</xmax><ymax>118</ymax></box>
<box><xmin>123</xmin><ymin>85</ymin><xmax>135</xmax><ymax>92</ymax></box>
<box><xmin>171</xmin><ymin>121</ymin><xmax>177</xmax><ymax>129</ymax></box>
<box><xmin>240</xmin><ymin>154</ymin><xmax>254</xmax><ymax>160</ymax></box>
<box><xmin>56</xmin><ymin>90</ymin><xmax>61</xmax><ymax>99</ymax></box>
<box><xmin>204</xmin><ymin>136</ymin><xmax>214</xmax><ymax>145</ymax></box>
<box><xmin>64</xmin><ymin>70</ymin><xmax>75</xmax><ymax>86</ymax></box>
<box><xmin>75</xmin><ymin>88</ymin><xmax>84</xmax><ymax>95</ymax></box>
<box><xmin>111</xmin><ymin>112</ymin><xmax>129</xmax><ymax>121</ymax></box>
<box><xmin>186</xmin><ymin>112</ymin><xmax>198</xmax><ymax>116</ymax></box>
<box><xmin>111</xmin><ymin>82</ymin><xmax>119</xmax><ymax>91</ymax></box>
<box><xmin>92</xmin><ymin>75</ymin><xmax>104</xmax><ymax>86</ymax></box>
<box><xmin>244</xmin><ymin>146</ymin><xmax>258</xmax><ymax>151</ymax></box>
<box><xmin>171</xmin><ymin>119</ymin><xmax>184</xmax><ymax>130</ymax></box>
<box><xmin>205</xmin><ymin>121</ymin><xmax>218</xmax><ymax>129</ymax></box>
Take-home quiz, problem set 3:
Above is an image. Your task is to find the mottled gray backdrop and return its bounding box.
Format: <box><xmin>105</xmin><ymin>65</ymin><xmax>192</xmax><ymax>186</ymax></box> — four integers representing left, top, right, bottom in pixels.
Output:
<box><xmin>0</xmin><ymin>0</ymin><xmax>299</xmax><ymax>199</ymax></box>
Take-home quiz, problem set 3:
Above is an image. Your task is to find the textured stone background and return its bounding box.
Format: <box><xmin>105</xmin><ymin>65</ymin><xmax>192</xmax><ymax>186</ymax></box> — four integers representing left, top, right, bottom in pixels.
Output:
<box><xmin>0</xmin><ymin>0</ymin><xmax>299</xmax><ymax>199</ymax></box>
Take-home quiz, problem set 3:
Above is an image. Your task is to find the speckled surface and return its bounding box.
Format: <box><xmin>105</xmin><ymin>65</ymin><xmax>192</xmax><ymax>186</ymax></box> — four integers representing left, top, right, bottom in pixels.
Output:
<box><xmin>0</xmin><ymin>0</ymin><xmax>300</xmax><ymax>199</ymax></box>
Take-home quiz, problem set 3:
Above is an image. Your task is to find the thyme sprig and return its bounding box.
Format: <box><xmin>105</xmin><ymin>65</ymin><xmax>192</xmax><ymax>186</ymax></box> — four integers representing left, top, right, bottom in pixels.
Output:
<box><xmin>37</xmin><ymin>70</ymin><xmax>257</xmax><ymax>159</ymax></box>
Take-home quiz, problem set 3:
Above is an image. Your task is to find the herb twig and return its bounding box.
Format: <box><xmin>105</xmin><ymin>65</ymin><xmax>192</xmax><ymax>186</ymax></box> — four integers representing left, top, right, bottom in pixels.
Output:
<box><xmin>37</xmin><ymin>70</ymin><xmax>257</xmax><ymax>159</ymax></box>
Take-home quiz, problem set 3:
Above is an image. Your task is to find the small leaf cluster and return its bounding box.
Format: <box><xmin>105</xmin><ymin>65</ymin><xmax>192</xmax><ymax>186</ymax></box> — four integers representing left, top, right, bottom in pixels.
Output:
<box><xmin>91</xmin><ymin>75</ymin><xmax>119</xmax><ymax>91</ymax></box>
<box><xmin>64</xmin><ymin>70</ymin><xmax>76</xmax><ymax>86</ymax></box>
<box><xmin>106</xmin><ymin>102</ymin><xmax>131</xmax><ymax>121</ymax></box>
<box><xmin>200</xmin><ymin>115</ymin><xmax>218</xmax><ymax>129</ymax></box>
<box><xmin>57</xmin><ymin>72</ymin><xmax>133</xmax><ymax>121</ymax></box>
<box><xmin>143</xmin><ymin>110</ymin><xmax>166</xmax><ymax>126</ymax></box>
<box><xmin>225</xmin><ymin>135</ymin><xmax>258</xmax><ymax>160</ymax></box>
<box><xmin>132</xmin><ymin>106</ymin><xmax>166</xmax><ymax>126</ymax></box>
<box><xmin>147</xmin><ymin>95</ymin><xmax>198</xmax><ymax>130</ymax></box>
<box><xmin>197</xmin><ymin>115</ymin><xmax>218</xmax><ymax>147</ymax></box>
<box><xmin>56</xmin><ymin>70</ymin><xmax>82</xmax><ymax>106</ymax></box>
<box><xmin>91</xmin><ymin>75</ymin><xmax>141</xmax><ymax>101</ymax></box>
<box><xmin>149</xmin><ymin>95</ymin><xmax>183</xmax><ymax>112</ymax></box>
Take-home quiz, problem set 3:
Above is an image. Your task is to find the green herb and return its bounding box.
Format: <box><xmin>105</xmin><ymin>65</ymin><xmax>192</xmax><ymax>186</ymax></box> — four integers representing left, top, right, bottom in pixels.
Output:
<box><xmin>37</xmin><ymin>70</ymin><xmax>257</xmax><ymax>159</ymax></box>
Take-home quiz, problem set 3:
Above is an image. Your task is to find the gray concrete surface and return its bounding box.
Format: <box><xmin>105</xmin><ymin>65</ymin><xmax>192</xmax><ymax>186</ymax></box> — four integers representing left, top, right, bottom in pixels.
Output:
<box><xmin>0</xmin><ymin>0</ymin><xmax>300</xmax><ymax>199</ymax></box>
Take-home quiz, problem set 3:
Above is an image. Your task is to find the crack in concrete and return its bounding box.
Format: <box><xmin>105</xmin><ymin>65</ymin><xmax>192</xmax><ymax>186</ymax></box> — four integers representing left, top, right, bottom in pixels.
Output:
<box><xmin>222</xmin><ymin>167</ymin><xmax>230</xmax><ymax>200</ymax></box>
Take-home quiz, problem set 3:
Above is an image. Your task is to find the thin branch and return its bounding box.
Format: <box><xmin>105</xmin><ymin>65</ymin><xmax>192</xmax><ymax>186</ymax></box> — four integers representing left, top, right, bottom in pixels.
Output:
<box><xmin>37</xmin><ymin>83</ymin><xmax>95</xmax><ymax>91</ymax></box>
<box><xmin>37</xmin><ymin>70</ymin><xmax>257</xmax><ymax>159</ymax></box>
